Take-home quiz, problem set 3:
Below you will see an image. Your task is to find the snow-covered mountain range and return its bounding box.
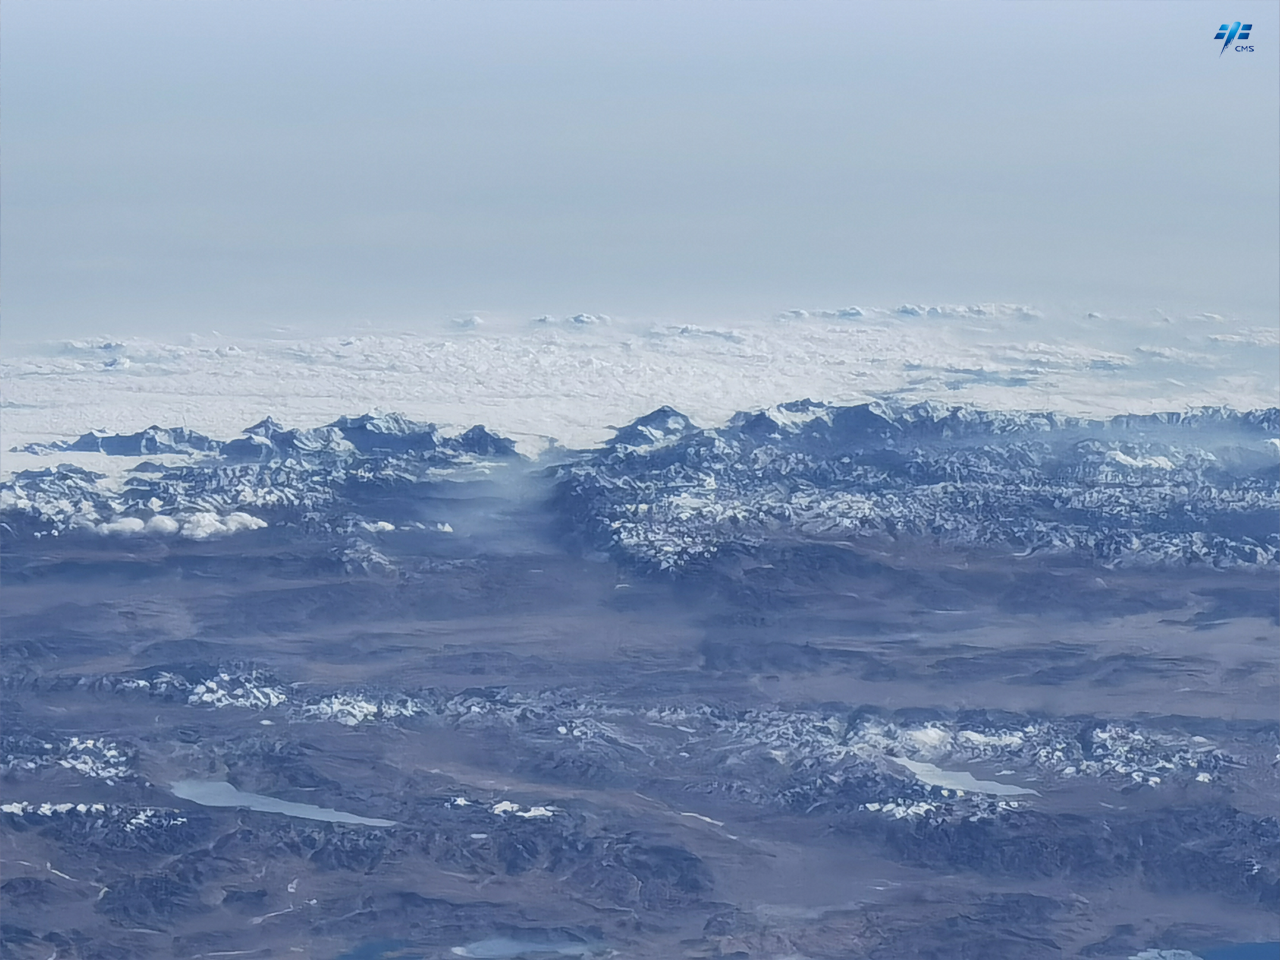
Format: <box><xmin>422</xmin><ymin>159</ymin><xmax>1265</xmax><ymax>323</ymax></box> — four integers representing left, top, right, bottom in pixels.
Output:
<box><xmin>559</xmin><ymin>401</ymin><xmax>1280</xmax><ymax>571</ymax></box>
<box><xmin>3</xmin><ymin>308</ymin><xmax>1276</xmax><ymax>465</ymax></box>
<box><xmin>2</xmin><ymin>412</ymin><xmax>517</xmax><ymax>542</ymax></box>
<box><xmin>3</xmin><ymin>401</ymin><xmax>1276</xmax><ymax>571</ymax></box>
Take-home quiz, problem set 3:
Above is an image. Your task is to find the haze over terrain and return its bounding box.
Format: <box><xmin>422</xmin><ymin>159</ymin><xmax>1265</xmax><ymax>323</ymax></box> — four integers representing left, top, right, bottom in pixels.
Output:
<box><xmin>2</xmin><ymin>0</ymin><xmax>1277</xmax><ymax>341</ymax></box>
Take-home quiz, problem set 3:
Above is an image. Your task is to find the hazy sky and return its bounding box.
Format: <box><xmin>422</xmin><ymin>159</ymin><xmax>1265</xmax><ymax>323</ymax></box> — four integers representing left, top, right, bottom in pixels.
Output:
<box><xmin>3</xmin><ymin>0</ymin><xmax>1277</xmax><ymax>340</ymax></box>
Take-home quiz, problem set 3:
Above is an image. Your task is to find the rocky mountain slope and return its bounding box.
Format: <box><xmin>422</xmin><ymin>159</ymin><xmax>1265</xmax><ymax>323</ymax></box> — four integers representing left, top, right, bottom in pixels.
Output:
<box><xmin>2</xmin><ymin>401</ymin><xmax>1277</xmax><ymax>959</ymax></box>
<box><xmin>556</xmin><ymin>401</ymin><xmax>1279</xmax><ymax>571</ymax></box>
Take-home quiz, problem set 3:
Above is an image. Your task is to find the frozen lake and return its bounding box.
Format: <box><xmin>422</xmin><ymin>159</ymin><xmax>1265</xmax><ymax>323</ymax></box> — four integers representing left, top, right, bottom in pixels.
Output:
<box><xmin>450</xmin><ymin>937</ymin><xmax>597</xmax><ymax>958</ymax></box>
<box><xmin>171</xmin><ymin>780</ymin><xmax>396</xmax><ymax>827</ymax></box>
<box><xmin>891</xmin><ymin>757</ymin><xmax>1040</xmax><ymax>797</ymax></box>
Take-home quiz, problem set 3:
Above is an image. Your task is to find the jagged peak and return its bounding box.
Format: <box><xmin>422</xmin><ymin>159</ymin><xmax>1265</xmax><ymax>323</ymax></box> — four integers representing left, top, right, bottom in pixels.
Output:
<box><xmin>606</xmin><ymin>407</ymin><xmax>700</xmax><ymax>448</ymax></box>
<box><xmin>242</xmin><ymin>417</ymin><xmax>288</xmax><ymax>438</ymax></box>
<box><xmin>325</xmin><ymin>412</ymin><xmax>437</xmax><ymax>436</ymax></box>
<box><xmin>453</xmin><ymin>424</ymin><xmax>519</xmax><ymax>457</ymax></box>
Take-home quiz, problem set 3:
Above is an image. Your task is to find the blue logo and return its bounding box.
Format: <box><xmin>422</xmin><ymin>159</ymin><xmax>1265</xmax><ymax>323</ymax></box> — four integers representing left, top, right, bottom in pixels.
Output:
<box><xmin>1214</xmin><ymin>21</ymin><xmax>1253</xmax><ymax>55</ymax></box>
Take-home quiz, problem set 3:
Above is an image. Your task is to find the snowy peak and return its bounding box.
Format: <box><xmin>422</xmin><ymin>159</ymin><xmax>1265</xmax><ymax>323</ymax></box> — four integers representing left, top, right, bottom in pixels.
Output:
<box><xmin>559</xmin><ymin>400</ymin><xmax>1280</xmax><ymax>572</ymax></box>
<box><xmin>14</xmin><ymin>425</ymin><xmax>220</xmax><ymax>456</ymax></box>
<box><xmin>4</xmin><ymin>402</ymin><xmax>1276</xmax><ymax>567</ymax></box>
<box><xmin>715</xmin><ymin>401</ymin><xmax>1280</xmax><ymax>450</ymax></box>
<box><xmin>453</xmin><ymin>425</ymin><xmax>519</xmax><ymax>458</ymax></box>
<box><xmin>1</xmin><ymin>413</ymin><xmax>523</xmax><ymax>541</ymax></box>
<box><xmin>323</xmin><ymin>413</ymin><xmax>440</xmax><ymax>454</ymax></box>
<box><xmin>12</xmin><ymin>413</ymin><xmax>522</xmax><ymax>464</ymax></box>
<box><xmin>607</xmin><ymin>406</ymin><xmax>700</xmax><ymax>449</ymax></box>
<box><xmin>242</xmin><ymin>417</ymin><xmax>288</xmax><ymax>439</ymax></box>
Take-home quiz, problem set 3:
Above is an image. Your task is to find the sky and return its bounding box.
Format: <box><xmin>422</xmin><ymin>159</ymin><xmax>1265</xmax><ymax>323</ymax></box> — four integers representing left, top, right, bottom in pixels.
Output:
<box><xmin>2</xmin><ymin>0</ymin><xmax>1278</xmax><ymax>342</ymax></box>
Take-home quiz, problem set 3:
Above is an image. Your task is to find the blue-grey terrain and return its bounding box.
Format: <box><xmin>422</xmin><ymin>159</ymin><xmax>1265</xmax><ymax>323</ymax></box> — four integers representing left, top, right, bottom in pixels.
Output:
<box><xmin>2</xmin><ymin>403</ymin><xmax>1277</xmax><ymax>959</ymax></box>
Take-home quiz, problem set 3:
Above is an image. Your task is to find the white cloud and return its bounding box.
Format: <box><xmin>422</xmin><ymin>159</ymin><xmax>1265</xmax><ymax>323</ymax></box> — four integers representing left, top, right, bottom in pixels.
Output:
<box><xmin>145</xmin><ymin>515</ymin><xmax>180</xmax><ymax>535</ymax></box>
<box><xmin>2</xmin><ymin>307</ymin><xmax>1275</xmax><ymax>475</ymax></box>
<box><xmin>180</xmin><ymin>511</ymin><xmax>267</xmax><ymax>540</ymax></box>
<box><xmin>97</xmin><ymin>517</ymin><xmax>145</xmax><ymax>536</ymax></box>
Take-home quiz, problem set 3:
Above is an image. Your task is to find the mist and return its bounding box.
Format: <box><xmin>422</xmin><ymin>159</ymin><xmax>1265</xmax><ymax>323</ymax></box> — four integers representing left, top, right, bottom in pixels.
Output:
<box><xmin>3</xmin><ymin>0</ymin><xmax>1277</xmax><ymax>341</ymax></box>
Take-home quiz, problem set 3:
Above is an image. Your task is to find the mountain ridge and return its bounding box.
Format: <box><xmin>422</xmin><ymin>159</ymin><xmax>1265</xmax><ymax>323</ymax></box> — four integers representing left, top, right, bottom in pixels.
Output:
<box><xmin>3</xmin><ymin>402</ymin><xmax>1276</xmax><ymax>570</ymax></box>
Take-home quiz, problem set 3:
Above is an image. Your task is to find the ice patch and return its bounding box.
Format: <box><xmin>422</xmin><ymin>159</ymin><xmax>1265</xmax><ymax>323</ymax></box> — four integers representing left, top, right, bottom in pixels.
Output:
<box><xmin>679</xmin><ymin>811</ymin><xmax>725</xmax><ymax>826</ymax></box>
<box><xmin>490</xmin><ymin>800</ymin><xmax>556</xmax><ymax>818</ymax></box>
<box><xmin>890</xmin><ymin>757</ymin><xmax>1039</xmax><ymax>797</ymax></box>
<box><xmin>1105</xmin><ymin>450</ymin><xmax>1175</xmax><ymax>470</ymax></box>
<box><xmin>171</xmin><ymin>780</ymin><xmax>395</xmax><ymax>827</ymax></box>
